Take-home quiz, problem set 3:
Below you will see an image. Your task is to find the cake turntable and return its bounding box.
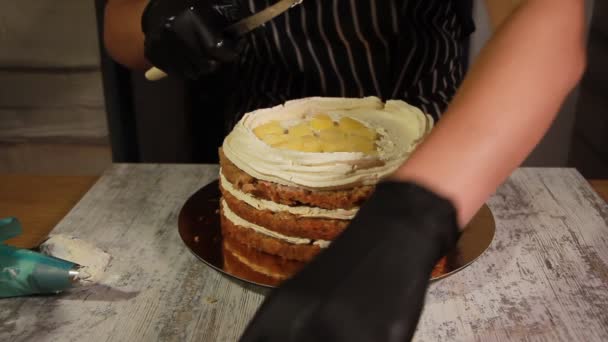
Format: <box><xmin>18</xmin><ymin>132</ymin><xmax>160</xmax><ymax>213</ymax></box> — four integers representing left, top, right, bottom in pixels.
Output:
<box><xmin>178</xmin><ymin>180</ymin><xmax>496</xmax><ymax>288</ymax></box>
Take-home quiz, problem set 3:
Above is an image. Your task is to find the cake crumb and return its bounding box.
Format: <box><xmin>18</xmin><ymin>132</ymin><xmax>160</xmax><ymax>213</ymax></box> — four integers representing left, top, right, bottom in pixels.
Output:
<box><xmin>194</xmin><ymin>236</ymin><xmax>200</xmax><ymax>243</ymax></box>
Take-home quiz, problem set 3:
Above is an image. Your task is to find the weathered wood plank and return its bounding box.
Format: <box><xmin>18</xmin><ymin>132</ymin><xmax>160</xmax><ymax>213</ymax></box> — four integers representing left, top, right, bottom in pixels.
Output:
<box><xmin>0</xmin><ymin>1</ymin><xmax>100</xmax><ymax>68</ymax></box>
<box><xmin>0</xmin><ymin>70</ymin><xmax>107</xmax><ymax>142</ymax></box>
<box><xmin>0</xmin><ymin>174</ymin><xmax>99</xmax><ymax>249</ymax></box>
<box><xmin>0</xmin><ymin>142</ymin><xmax>111</xmax><ymax>175</ymax></box>
<box><xmin>589</xmin><ymin>180</ymin><xmax>608</xmax><ymax>203</ymax></box>
<box><xmin>0</xmin><ymin>166</ymin><xmax>606</xmax><ymax>342</ymax></box>
<box><xmin>0</xmin><ymin>108</ymin><xmax>108</xmax><ymax>142</ymax></box>
<box><xmin>0</xmin><ymin>71</ymin><xmax>104</xmax><ymax>109</ymax></box>
<box><xmin>0</xmin><ymin>165</ymin><xmax>265</xmax><ymax>342</ymax></box>
<box><xmin>415</xmin><ymin>168</ymin><xmax>608</xmax><ymax>341</ymax></box>
<box><xmin>0</xmin><ymin>110</ymin><xmax>108</xmax><ymax>142</ymax></box>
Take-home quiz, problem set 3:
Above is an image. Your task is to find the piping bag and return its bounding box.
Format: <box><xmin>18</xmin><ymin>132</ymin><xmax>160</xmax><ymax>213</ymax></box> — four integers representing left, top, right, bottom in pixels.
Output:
<box><xmin>0</xmin><ymin>217</ymin><xmax>79</xmax><ymax>298</ymax></box>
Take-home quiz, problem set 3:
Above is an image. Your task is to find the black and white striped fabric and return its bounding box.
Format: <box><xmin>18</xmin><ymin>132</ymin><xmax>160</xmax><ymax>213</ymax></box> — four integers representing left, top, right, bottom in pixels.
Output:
<box><xmin>226</xmin><ymin>0</ymin><xmax>474</xmax><ymax>127</ymax></box>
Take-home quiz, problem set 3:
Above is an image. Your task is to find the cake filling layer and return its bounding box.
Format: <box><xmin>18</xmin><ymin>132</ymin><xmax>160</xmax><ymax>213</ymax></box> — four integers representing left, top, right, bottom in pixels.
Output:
<box><xmin>222</xmin><ymin>200</ymin><xmax>331</xmax><ymax>248</ymax></box>
<box><xmin>219</xmin><ymin>171</ymin><xmax>357</xmax><ymax>220</ymax></box>
<box><xmin>222</xmin><ymin>97</ymin><xmax>433</xmax><ymax>190</ymax></box>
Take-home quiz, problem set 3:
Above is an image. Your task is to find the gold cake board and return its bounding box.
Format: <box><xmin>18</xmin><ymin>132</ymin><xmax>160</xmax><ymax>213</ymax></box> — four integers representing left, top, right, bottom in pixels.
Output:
<box><xmin>178</xmin><ymin>180</ymin><xmax>496</xmax><ymax>288</ymax></box>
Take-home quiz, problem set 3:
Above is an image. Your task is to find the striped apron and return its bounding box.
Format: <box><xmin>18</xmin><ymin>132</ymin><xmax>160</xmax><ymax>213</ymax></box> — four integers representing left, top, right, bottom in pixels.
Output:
<box><xmin>217</xmin><ymin>0</ymin><xmax>474</xmax><ymax>127</ymax></box>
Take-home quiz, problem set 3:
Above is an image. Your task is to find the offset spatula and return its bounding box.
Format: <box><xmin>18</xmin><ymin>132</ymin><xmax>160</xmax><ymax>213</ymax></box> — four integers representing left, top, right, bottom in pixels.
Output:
<box><xmin>145</xmin><ymin>0</ymin><xmax>304</xmax><ymax>81</ymax></box>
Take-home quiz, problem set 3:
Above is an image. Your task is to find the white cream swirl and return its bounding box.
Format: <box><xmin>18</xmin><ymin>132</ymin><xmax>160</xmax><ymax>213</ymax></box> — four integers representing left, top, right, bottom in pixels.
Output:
<box><xmin>222</xmin><ymin>97</ymin><xmax>433</xmax><ymax>190</ymax></box>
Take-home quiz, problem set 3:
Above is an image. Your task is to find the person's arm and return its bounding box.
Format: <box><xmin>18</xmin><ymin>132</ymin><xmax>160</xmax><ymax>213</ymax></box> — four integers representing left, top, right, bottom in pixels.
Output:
<box><xmin>103</xmin><ymin>0</ymin><xmax>150</xmax><ymax>70</ymax></box>
<box><xmin>484</xmin><ymin>0</ymin><xmax>524</xmax><ymax>30</ymax></box>
<box><xmin>104</xmin><ymin>0</ymin><xmax>242</xmax><ymax>78</ymax></box>
<box><xmin>392</xmin><ymin>0</ymin><xmax>586</xmax><ymax>227</ymax></box>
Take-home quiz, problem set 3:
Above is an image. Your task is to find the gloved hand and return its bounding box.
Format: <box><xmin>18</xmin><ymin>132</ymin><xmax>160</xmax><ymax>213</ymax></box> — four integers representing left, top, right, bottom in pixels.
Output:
<box><xmin>239</xmin><ymin>181</ymin><xmax>461</xmax><ymax>342</ymax></box>
<box><xmin>141</xmin><ymin>0</ymin><xmax>246</xmax><ymax>79</ymax></box>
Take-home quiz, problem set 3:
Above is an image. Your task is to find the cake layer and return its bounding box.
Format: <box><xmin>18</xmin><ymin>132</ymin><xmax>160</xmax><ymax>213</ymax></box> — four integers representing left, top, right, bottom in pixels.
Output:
<box><xmin>222</xmin><ymin>199</ymin><xmax>330</xmax><ymax>246</ymax></box>
<box><xmin>220</xmin><ymin>171</ymin><xmax>357</xmax><ymax>220</ymax></box>
<box><xmin>223</xmin><ymin>238</ymin><xmax>304</xmax><ymax>280</ymax></box>
<box><xmin>223</xmin><ymin>247</ymin><xmax>283</xmax><ymax>287</ymax></box>
<box><xmin>221</xmin><ymin>201</ymin><xmax>449</xmax><ymax>281</ymax></box>
<box><xmin>224</xmin><ymin>241</ymin><xmax>449</xmax><ymax>286</ymax></box>
<box><xmin>220</xmin><ymin>206</ymin><xmax>321</xmax><ymax>262</ymax></box>
<box><xmin>220</xmin><ymin>149</ymin><xmax>373</xmax><ymax>210</ymax></box>
<box><xmin>221</xmin><ymin>185</ymin><xmax>348</xmax><ymax>241</ymax></box>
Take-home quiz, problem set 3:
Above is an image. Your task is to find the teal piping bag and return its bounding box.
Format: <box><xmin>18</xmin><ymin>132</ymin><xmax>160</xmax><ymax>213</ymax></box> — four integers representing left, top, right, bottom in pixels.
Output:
<box><xmin>1</xmin><ymin>217</ymin><xmax>79</xmax><ymax>298</ymax></box>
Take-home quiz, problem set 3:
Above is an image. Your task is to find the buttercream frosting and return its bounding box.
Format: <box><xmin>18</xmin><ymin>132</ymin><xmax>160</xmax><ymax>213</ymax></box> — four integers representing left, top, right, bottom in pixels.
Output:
<box><xmin>222</xmin><ymin>97</ymin><xmax>433</xmax><ymax>190</ymax></box>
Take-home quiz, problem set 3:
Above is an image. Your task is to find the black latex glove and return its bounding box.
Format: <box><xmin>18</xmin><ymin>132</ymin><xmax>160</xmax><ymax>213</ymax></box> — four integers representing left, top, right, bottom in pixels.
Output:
<box><xmin>141</xmin><ymin>0</ymin><xmax>245</xmax><ymax>79</ymax></box>
<box><xmin>239</xmin><ymin>181</ymin><xmax>461</xmax><ymax>342</ymax></box>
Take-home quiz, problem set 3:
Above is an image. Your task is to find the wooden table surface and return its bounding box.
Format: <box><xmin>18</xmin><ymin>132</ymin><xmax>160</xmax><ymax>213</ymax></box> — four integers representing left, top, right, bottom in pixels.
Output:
<box><xmin>0</xmin><ymin>174</ymin><xmax>98</xmax><ymax>248</ymax></box>
<box><xmin>1</xmin><ymin>166</ymin><xmax>607</xmax><ymax>341</ymax></box>
<box><xmin>589</xmin><ymin>180</ymin><xmax>608</xmax><ymax>202</ymax></box>
<box><xmin>1</xmin><ymin>174</ymin><xmax>606</xmax><ymax>251</ymax></box>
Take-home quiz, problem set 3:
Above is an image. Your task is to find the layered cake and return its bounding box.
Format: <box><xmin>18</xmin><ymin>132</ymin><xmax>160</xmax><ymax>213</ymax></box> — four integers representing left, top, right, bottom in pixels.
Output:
<box><xmin>218</xmin><ymin>97</ymin><xmax>446</xmax><ymax>286</ymax></box>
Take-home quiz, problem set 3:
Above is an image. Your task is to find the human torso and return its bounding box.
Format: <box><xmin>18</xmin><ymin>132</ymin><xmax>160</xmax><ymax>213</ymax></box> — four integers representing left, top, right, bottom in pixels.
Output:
<box><xmin>215</xmin><ymin>0</ymin><xmax>473</xmax><ymax>127</ymax></box>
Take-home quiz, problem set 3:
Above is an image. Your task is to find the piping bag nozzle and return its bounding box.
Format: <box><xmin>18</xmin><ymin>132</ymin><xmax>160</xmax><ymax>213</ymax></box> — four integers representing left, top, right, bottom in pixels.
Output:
<box><xmin>1</xmin><ymin>217</ymin><xmax>78</xmax><ymax>298</ymax></box>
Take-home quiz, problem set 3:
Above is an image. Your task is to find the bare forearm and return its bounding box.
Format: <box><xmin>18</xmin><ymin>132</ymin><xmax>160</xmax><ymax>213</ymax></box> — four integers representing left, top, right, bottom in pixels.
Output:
<box><xmin>393</xmin><ymin>0</ymin><xmax>586</xmax><ymax>227</ymax></box>
<box><xmin>104</xmin><ymin>0</ymin><xmax>150</xmax><ymax>69</ymax></box>
<box><xmin>485</xmin><ymin>0</ymin><xmax>523</xmax><ymax>30</ymax></box>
